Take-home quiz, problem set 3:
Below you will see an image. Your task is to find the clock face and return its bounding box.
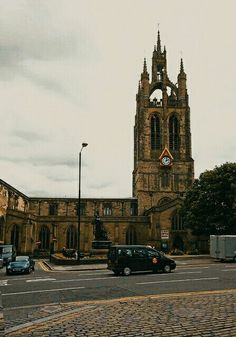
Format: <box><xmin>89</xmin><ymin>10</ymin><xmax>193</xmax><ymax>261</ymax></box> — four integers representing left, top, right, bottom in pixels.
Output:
<box><xmin>161</xmin><ymin>156</ymin><xmax>171</xmax><ymax>166</ymax></box>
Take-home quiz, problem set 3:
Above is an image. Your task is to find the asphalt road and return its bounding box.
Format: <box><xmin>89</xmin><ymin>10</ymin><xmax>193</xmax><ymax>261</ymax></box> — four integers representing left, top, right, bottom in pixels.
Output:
<box><xmin>1</xmin><ymin>260</ymin><xmax>236</xmax><ymax>309</ymax></box>
<box><xmin>1</xmin><ymin>260</ymin><xmax>236</xmax><ymax>336</ymax></box>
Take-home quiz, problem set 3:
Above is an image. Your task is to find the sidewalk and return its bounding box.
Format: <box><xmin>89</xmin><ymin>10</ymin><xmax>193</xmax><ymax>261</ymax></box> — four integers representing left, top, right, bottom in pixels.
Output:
<box><xmin>43</xmin><ymin>255</ymin><xmax>213</xmax><ymax>272</ymax></box>
<box><xmin>4</xmin><ymin>290</ymin><xmax>236</xmax><ymax>336</ymax></box>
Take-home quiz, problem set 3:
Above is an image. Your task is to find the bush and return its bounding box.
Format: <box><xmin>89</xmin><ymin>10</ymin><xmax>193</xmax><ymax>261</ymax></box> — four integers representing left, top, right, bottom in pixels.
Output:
<box><xmin>170</xmin><ymin>249</ymin><xmax>184</xmax><ymax>255</ymax></box>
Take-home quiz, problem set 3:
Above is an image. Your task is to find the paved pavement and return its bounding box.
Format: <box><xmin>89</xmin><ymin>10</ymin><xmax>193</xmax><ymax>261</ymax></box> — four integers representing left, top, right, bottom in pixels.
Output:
<box><xmin>3</xmin><ymin>290</ymin><xmax>236</xmax><ymax>336</ymax></box>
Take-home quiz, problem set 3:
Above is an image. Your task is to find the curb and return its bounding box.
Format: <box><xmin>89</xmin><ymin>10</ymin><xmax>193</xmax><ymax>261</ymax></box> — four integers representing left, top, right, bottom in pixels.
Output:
<box><xmin>42</xmin><ymin>260</ymin><xmax>107</xmax><ymax>272</ymax></box>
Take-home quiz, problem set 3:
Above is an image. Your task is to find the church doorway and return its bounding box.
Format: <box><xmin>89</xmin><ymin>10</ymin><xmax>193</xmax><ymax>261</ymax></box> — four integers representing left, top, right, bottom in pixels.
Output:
<box><xmin>172</xmin><ymin>235</ymin><xmax>184</xmax><ymax>252</ymax></box>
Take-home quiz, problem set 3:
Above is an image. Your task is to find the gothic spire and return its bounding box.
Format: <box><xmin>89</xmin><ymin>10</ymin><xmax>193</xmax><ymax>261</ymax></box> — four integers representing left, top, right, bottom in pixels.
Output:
<box><xmin>141</xmin><ymin>57</ymin><xmax>149</xmax><ymax>80</ymax></box>
<box><xmin>178</xmin><ymin>57</ymin><xmax>186</xmax><ymax>79</ymax></box>
<box><xmin>157</xmin><ymin>30</ymin><xmax>162</xmax><ymax>54</ymax></box>
<box><xmin>143</xmin><ymin>58</ymin><xmax>148</xmax><ymax>74</ymax></box>
<box><xmin>180</xmin><ymin>58</ymin><xmax>184</xmax><ymax>73</ymax></box>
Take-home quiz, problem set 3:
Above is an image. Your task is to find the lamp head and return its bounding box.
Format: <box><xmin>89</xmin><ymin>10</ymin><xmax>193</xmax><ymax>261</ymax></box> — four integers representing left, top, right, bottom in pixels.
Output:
<box><xmin>82</xmin><ymin>143</ymin><xmax>88</xmax><ymax>148</ymax></box>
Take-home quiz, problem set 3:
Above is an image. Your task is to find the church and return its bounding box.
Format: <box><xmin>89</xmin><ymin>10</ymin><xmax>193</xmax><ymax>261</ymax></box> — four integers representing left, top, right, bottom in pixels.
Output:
<box><xmin>0</xmin><ymin>31</ymin><xmax>206</xmax><ymax>256</ymax></box>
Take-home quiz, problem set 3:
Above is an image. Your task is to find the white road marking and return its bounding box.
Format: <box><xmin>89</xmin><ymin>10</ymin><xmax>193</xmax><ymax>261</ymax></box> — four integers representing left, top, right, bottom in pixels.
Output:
<box><xmin>149</xmin><ymin>271</ymin><xmax>202</xmax><ymax>277</ymax></box>
<box><xmin>178</xmin><ymin>266</ymin><xmax>209</xmax><ymax>270</ymax></box>
<box><xmin>4</xmin><ymin>276</ymin><xmax>54</xmax><ymax>282</ymax></box>
<box><xmin>174</xmin><ymin>271</ymin><xmax>202</xmax><ymax>274</ymax></box>
<box><xmin>222</xmin><ymin>269</ymin><xmax>236</xmax><ymax>272</ymax></box>
<box><xmin>53</xmin><ymin>276</ymin><xmax>118</xmax><ymax>283</ymax></box>
<box><xmin>0</xmin><ymin>280</ymin><xmax>8</xmax><ymax>286</ymax></box>
<box><xmin>26</xmin><ymin>278</ymin><xmax>56</xmax><ymax>282</ymax></box>
<box><xmin>136</xmin><ymin>277</ymin><xmax>219</xmax><ymax>285</ymax></box>
<box><xmin>2</xmin><ymin>286</ymin><xmax>85</xmax><ymax>296</ymax></box>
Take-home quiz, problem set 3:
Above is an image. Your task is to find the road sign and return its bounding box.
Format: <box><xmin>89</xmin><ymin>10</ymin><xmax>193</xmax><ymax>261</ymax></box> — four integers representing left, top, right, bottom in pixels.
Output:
<box><xmin>161</xmin><ymin>230</ymin><xmax>169</xmax><ymax>240</ymax></box>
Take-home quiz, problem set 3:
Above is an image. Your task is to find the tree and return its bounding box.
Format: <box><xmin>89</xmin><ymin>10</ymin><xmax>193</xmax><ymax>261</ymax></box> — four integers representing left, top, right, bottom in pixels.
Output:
<box><xmin>181</xmin><ymin>162</ymin><xmax>236</xmax><ymax>236</ymax></box>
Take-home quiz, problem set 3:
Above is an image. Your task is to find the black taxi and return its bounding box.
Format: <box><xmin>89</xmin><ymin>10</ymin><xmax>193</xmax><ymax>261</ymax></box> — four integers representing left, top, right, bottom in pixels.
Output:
<box><xmin>107</xmin><ymin>245</ymin><xmax>176</xmax><ymax>276</ymax></box>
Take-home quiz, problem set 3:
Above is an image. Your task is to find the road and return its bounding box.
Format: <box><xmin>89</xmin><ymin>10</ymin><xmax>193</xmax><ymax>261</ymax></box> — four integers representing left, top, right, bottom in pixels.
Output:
<box><xmin>1</xmin><ymin>259</ymin><xmax>236</xmax><ymax>336</ymax></box>
<box><xmin>1</xmin><ymin>259</ymin><xmax>236</xmax><ymax>308</ymax></box>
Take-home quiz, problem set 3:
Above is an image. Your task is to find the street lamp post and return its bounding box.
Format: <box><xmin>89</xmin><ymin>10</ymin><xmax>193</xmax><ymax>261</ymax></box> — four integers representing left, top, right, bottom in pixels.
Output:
<box><xmin>77</xmin><ymin>142</ymin><xmax>88</xmax><ymax>263</ymax></box>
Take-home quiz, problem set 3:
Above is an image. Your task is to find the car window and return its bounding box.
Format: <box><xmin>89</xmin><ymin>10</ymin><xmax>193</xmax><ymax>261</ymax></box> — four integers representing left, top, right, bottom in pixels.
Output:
<box><xmin>3</xmin><ymin>247</ymin><xmax>12</xmax><ymax>253</ymax></box>
<box><xmin>146</xmin><ymin>249</ymin><xmax>160</xmax><ymax>257</ymax></box>
<box><xmin>133</xmin><ymin>248</ymin><xmax>148</xmax><ymax>257</ymax></box>
<box><xmin>16</xmin><ymin>256</ymin><xmax>29</xmax><ymax>261</ymax></box>
<box><xmin>118</xmin><ymin>248</ymin><xmax>132</xmax><ymax>257</ymax></box>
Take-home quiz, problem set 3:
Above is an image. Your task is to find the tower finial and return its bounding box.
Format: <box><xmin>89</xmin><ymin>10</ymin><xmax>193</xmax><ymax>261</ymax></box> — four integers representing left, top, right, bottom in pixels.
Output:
<box><xmin>143</xmin><ymin>57</ymin><xmax>147</xmax><ymax>74</ymax></box>
<box><xmin>157</xmin><ymin>30</ymin><xmax>161</xmax><ymax>54</ymax></box>
<box><xmin>180</xmin><ymin>57</ymin><xmax>184</xmax><ymax>73</ymax></box>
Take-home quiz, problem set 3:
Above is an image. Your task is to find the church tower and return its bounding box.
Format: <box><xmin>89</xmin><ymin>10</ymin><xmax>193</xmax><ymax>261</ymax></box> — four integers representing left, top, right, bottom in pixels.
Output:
<box><xmin>133</xmin><ymin>31</ymin><xmax>194</xmax><ymax>217</ymax></box>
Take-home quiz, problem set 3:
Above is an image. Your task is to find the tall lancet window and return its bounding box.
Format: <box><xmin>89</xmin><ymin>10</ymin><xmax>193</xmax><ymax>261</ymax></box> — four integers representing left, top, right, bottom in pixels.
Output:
<box><xmin>151</xmin><ymin>114</ymin><xmax>161</xmax><ymax>150</ymax></box>
<box><xmin>169</xmin><ymin>116</ymin><xmax>180</xmax><ymax>151</ymax></box>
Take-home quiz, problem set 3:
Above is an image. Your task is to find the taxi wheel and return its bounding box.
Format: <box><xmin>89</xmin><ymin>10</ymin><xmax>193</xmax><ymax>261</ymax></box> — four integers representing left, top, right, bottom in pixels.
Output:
<box><xmin>163</xmin><ymin>264</ymin><xmax>171</xmax><ymax>273</ymax></box>
<box><xmin>123</xmin><ymin>267</ymin><xmax>131</xmax><ymax>276</ymax></box>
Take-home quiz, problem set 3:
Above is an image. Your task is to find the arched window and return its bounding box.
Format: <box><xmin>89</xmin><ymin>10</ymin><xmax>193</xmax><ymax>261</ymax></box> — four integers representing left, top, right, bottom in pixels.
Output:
<box><xmin>11</xmin><ymin>225</ymin><xmax>19</xmax><ymax>250</ymax></box>
<box><xmin>169</xmin><ymin>116</ymin><xmax>180</xmax><ymax>151</ymax></box>
<box><xmin>0</xmin><ymin>216</ymin><xmax>4</xmax><ymax>242</ymax></box>
<box><xmin>161</xmin><ymin>172</ymin><xmax>170</xmax><ymax>188</ymax></box>
<box><xmin>66</xmin><ymin>225</ymin><xmax>77</xmax><ymax>249</ymax></box>
<box><xmin>126</xmin><ymin>226</ymin><xmax>137</xmax><ymax>245</ymax></box>
<box><xmin>171</xmin><ymin>212</ymin><xmax>184</xmax><ymax>231</ymax></box>
<box><xmin>158</xmin><ymin>197</ymin><xmax>172</xmax><ymax>206</ymax></box>
<box><xmin>39</xmin><ymin>226</ymin><xmax>50</xmax><ymax>250</ymax></box>
<box><xmin>151</xmin><ymin>114</ymin><xmax>161</xmax><ymax>150</ymax></box>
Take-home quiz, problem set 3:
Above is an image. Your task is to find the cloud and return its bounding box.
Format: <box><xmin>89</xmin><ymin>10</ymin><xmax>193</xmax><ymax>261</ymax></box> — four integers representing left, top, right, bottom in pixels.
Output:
<box><xmin>87</xmin><ymin>181</ymin><xmax>113</xmax><ymax>190</ymax></box>
<box><xmin>0</xmin><ymin>0</ymin><xmax>235</xmax><ymax>200</ymax></box>
<box><xmin>12</xmin><ymin>130</ymin><xmax>49</xmax><ymax>142</ymax></box>
<box><xmin>0</xmin><ymin>155</ymin><xmax>78</xmax><ymax>168</ymax></box>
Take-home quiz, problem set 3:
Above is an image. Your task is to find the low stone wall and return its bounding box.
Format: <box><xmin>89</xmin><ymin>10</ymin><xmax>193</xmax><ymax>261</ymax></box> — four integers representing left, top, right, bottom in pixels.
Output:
<box><xmin>50</xmin><ymin>254</ymin><xmax>107</xmax><ymax>265</ymax></box>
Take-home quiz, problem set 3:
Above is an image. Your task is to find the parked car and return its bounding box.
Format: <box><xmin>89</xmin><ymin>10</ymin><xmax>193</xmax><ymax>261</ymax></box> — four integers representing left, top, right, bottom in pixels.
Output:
<box><xmin>0</xmin><ymin>244</ymin><xmax>16</xmax><ymax>265</ymax></box>
<box><xmin>6</xmin><ymin>260</ymin><xmax>32</xmax><ymax>275</ymax></box>
<box><xmin>15</xmin><ymin>256</ymin><xmax>35</xmax><ymax>271</ymax></box>
<box><xmin>107</xmin><ymin>245</ymin><xmax>176</xmax><ymax>276</ymax></box>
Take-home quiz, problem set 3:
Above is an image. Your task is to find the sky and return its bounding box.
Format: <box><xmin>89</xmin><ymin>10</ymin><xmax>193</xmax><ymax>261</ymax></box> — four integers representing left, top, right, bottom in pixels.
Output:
<box><xmin>0</xmin><ymin>0</ymin><xmax>235</xmax><ymax>198</ymax></box>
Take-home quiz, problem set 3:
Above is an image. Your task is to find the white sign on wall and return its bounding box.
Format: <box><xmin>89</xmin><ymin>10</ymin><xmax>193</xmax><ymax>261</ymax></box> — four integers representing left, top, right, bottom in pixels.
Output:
<box><xmin>161</xmin><ymin>229</ymin><xmax>169</xmax><ymax>240</ymax></box>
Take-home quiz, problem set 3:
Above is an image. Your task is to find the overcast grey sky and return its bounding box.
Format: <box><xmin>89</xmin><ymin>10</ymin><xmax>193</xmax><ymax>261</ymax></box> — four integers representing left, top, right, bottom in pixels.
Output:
<box><xmin>0</xmin><ymin>0</ymin><xmax>235</xmax><ymax>198</ymax></box>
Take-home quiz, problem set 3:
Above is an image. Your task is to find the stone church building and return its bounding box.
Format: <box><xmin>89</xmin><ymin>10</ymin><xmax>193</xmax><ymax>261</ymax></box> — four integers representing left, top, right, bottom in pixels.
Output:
<box><xmin>0</xmin><ymin>32</ymin><xmax>204</xmax><ymax>256</ymax></box>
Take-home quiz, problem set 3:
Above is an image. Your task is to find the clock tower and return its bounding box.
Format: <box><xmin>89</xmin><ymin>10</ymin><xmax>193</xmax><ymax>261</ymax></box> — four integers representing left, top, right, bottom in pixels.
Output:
<box><xmin>133</xmin><ymin>31</ymin><xmax>194</xmax><ymax>219</ymax></box>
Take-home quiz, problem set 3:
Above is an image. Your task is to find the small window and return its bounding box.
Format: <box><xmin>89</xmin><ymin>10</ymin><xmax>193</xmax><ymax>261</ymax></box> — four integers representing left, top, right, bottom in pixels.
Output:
<box><xmin>130</xmin><ymin>202</ymin><xmax>138</xmax><ymax>216</ymax></box>
<box><xmin>49</xmin><ymin>203</ymin><xmax>58</xmax><ymax>216</ymax></box>
<box><xmin>77</xmin><ymin>203</ymin><xmax>86</xmax><ymax>216</ymax></box>
<box><xmin>103</xmin><ymin>203</ymin><xmax>112</xmax><ymax>216</ymax></box>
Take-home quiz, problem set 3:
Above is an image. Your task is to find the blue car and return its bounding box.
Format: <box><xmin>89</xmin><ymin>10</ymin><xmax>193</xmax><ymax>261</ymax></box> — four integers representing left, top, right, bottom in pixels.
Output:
<box><xmin>15</xmin><ymin>256</ymin><xmax>35</xmax><ymax>271</ymax></box>
<box><xmin>6</xmin><ymin>260</ymin><xmax>32</xmax><ymax>275</ymax></box>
